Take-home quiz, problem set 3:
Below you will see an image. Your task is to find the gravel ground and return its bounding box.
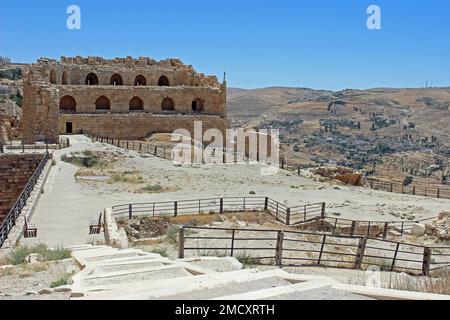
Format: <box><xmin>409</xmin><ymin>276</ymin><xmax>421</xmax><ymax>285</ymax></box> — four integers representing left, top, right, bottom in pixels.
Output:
<box><xmin>24</xmin><ymin>135</ymin><xmax>450</xmax><ymax>247</ymax></box>
<box><xmin>0</xmin><ymin>258</ymin><xmax>79</xmax><ymax>300</ymax></box>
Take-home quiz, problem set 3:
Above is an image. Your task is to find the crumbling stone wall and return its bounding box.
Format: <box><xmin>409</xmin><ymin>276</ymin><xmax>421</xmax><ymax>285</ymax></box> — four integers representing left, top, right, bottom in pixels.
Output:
<box><xmin>0</xmin><ymin>154</ymin><xmax>43</xmax><ymax>222</ymax></box>
<box><xmin>22</xmin><ymin>56</ymin><xmax>228</xmax><ymax>143</ymax></box>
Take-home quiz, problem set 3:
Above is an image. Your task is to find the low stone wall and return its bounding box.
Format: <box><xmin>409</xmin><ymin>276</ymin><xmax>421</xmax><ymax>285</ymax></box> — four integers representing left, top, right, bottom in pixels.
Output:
<box><xmin>103</xmin><ymin>208</ymin><xmax>128</xmax><ymax>249</ymax></box>
<box><xmin>59</xmin><ymin>113</ymin><xmax>230</xmax><ymax>140</ymax></box>
<box><xmin>0</xmin><ymin>157</ymin><xmax>53</xmax><ymax>254</ymax></box>
<box><xmin>0</xmin><ymin>154</ymin><xmax>44</xmax><ymax>222</ymax></box>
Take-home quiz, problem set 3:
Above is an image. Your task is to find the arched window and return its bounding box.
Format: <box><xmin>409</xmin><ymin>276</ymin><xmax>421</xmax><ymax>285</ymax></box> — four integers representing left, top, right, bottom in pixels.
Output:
<box><xmin>50</xmin><ymin>69</ymin><xmax>57</xmax><ymax>84</ymax></box>
<box><xmin>62</xmin><ymin>71</ymin><xmax>69</xmax><ymax>85</ymax></box>
<box><xmin>134</xmin><ymin>75</ymin><xmax>147</xmax><ymax>86</ymax></box>
<box><xmin>85</xmin><ymin>73</ymin><xmax>99</xmax><ymax>85</ymax></box>
<box><xmin>192</xmin><ymin>98</ymin><xmax>205</xmax><ymax>114</ymax></box>
<box><xmin>59</xmin><ymin>95</ymin><xmax>76</xmax><ymax>112</ymax></box>
<box><xmin>161</xmin><ymin>97</ymin><xmax>175</xmax><ymax>111</ymax></box>
<box><xmin>158</xmin><ymin>75</ymin><xmax>170</xmax><ymax>86</ymax></box>
<box><xmin>95</xmin><ymin>96</ymin><xmax>111</xmax><ymax>111</ymax></box>
<box><xmin>110</xmin><ymin>73</ymin><xmax>123</xmax><ymax>86</ymax></box>
<box><xmin>129</xmin><ymin>97</ymin><xmax>144</xmax><ymax>111</ymax></box>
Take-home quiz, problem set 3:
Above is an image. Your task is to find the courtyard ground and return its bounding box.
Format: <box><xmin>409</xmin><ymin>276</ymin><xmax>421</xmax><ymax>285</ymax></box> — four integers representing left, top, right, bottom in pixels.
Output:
<box><xmin>22</xmin><ymin>135</ymin><xmax>450</xmax><ymax>248</ymax></box>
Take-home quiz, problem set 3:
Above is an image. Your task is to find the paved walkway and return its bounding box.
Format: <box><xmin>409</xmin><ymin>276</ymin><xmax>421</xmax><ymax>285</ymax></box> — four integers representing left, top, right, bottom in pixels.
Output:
<box><xmin>22</xmin><ymin>136</ymin><xmax>153</xmax><ymax>247</ymax></box>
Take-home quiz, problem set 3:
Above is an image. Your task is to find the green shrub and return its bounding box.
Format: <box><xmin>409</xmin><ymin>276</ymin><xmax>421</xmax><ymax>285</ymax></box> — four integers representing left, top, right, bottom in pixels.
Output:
<box><xmin>50</xmin><ymin>273</ymin><xmax>72</xmax><ymax>288</ymax></box>
<box><xmin>143</xmin><ymin>184</ymin><xmax>163</xmax><ymax>193</ymax></box>
<box><xmin>235</xmin><ymin>251</ymin><xmax>259</xmax><ymax>267</ymax></box>
<box><xmin>151</xmin><ymin>248</ymin><xmax>168</xmax><ymax>257</ymax></box>
<box><xmin>165</xmin><ymin>226</ymin><xmax>179</xmax><ymax>244</ymax></box>
<box><xmin>8</xmin><ymin>244</ymin><xmax>71</xmax><ymax>265</ymax></box>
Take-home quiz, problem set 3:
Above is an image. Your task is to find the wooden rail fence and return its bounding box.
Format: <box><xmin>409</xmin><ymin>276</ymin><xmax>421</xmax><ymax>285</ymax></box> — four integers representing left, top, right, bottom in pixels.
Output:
<box><xmin>179</xmin><ymin>226</ymin><xmax>450</xmax><ymax>276</ymax></box>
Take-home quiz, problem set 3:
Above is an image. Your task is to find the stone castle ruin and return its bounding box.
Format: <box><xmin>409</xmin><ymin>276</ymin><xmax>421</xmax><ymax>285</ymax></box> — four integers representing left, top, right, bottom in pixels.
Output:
<box><xmin>22</xmin><ymin>56</ymin><xmax>229</xmax><ymax>143</ymax></box>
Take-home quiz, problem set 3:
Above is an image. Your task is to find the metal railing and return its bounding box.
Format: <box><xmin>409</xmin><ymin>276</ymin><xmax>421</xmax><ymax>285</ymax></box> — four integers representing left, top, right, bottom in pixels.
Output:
<box><xmin>364</xmin><ymin>178</ymin><xmax>450</xmax><ymax>200</ymax></box>
<box><xmin>1</xmin><ymin>137</ymin><xmax>70</xmax><ymax>154</ymax></box>
<box><xmin>0</xmin><ymin>152</ymin><xmax>50</xmax><ymax>248</ymax></box>
<box><xmin>179</xmin><ymin>226</ymin><xmax>450</xmax><ymax>276</ymax></box>
<box><xmin>112</xmin><ymin>196</ymin><xmax>326</xmax><ymax>226</ymax></box>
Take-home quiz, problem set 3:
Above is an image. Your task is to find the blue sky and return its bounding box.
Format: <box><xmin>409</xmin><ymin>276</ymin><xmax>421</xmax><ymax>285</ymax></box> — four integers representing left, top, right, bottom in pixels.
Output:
<box><xmin>1</xmin><ymin>0</ymin><xmax>449</xmax><ymax>90</ymax></box>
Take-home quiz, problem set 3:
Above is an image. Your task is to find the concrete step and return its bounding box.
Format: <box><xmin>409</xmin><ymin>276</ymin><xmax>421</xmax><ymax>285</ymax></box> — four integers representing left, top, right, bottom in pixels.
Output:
<box><xmin>74</xmin><ymin>269</ymin><xmax>290</xmax><ymax>299</ymax></box>
<box><xmin>212</xmin><ymin>279</ymin><xmax>334</xmax><ymax>300</ymax></box>
<box><xmin>89</xmin><ymin>259</ymin><xmax>168</xmax><ymax>275</ymax></box>
<box><xmin>81</xmin><ymin>264</ymin><xmax>194</xmax><ymax>287</ymax></box>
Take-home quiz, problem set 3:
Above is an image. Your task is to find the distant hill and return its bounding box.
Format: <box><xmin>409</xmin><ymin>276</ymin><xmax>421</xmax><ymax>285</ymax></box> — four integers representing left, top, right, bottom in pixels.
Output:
<box><xmin>227</xmin><ymin>86</ymin><xmax>450</xmax><ymax>146</ymax></box>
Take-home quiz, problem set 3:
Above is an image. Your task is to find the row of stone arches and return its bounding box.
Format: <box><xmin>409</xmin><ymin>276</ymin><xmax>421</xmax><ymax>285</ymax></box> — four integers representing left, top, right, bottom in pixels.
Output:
<box><xmin>50</xmin><ymin>69</ymin><xmax>170</xmax><ymax>87</ymax></box>
<box><xmin>59</xmin><ymin>95</ymin><xmax>205</xmax><ymax>113</ymax></box>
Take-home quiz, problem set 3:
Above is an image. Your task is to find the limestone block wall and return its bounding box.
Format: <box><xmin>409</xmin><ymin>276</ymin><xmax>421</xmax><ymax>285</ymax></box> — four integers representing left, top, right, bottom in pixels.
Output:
<box><xmin>22</xmin><ymin>56</ymin><xmax>229</xmax><ymax>143</ymax></box>
<box><xmin>22</xmin><ymin>80</ymin><xmax>59</xmax><ymax>143</ymax></box>
<box><xmin>0</xmin><ymin>154</ymin><xmax>43</xmax><ymax>222</ymax></box>
<box><xmin>58</xmin><ymin>85</ymin><xmax>226</xmax><ymax>115</ymax></box>
<box><xmin>59</xmin><ymin>114</ymin><xmax>230</xmax><ymax>139</ymax></box>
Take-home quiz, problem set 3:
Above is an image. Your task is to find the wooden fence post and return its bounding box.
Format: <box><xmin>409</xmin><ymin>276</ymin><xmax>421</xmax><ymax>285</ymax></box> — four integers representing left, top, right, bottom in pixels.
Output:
<box><xmin>391</xmin><ymin>243</ymin><xmax>400</xmax><ymax>271</ymax></box>
<box><xmin>286</xmin><ymin>208</ymin><xmax>291</xmax><ymax>225</ymax></box>
<box><xmin>220</xmin><ymin>198</ymin><xmax>224</xmax><ymax>213</ymax></box>
<box><xmin>230</xmin><ymin>229</ymin><xmax>236</xmax><ymax>257</ymax></box>
<box><xmin>128</xmin><ymin>204</ymin><xmax>133</xmax><ymax>219</ymax></box>
<box><xmin>321</xmin><ymin>202</ymin><xmax>326</xmax><ymax>219</ymax></box>
<box><xmin>350</xmin><ymin>221</ymin><xmax>357</xmax><ymax>237</ymax></box>
<box><xmin>275</xmin><ymin>231</ymin><xmax>284</xmax><ymax>266</ymax></box>
<box><xmin>264</xmin><ymin>197</ymin><xmax>269</xmax><ymax>211</ymax></box>
<box><xmin>390</xmin><ymin>183</ymin><xmax>393</xmax><ymax>193</ymax></box>
<box><xmin>174</xmin><ymin>202</ymin><xmax>178</xmax><ymax>217</ymax></box>
<box><xmin>437</xmin><ymin>188</ymin><xmax>440</xmax><ymax>199</ymax></box>
<box><xmin>297</xmin><ymin>166</ymin><xmax>301</xmax><ymax>175</ymax></box>
<box><xmin>383</xmin><ymin>222</ymin><xmax>389</xmax><ymax>239</ymax></box>
<box><xmin>178</xmin><ymin>227</ymin><xmax>185</xmax><ymax>259</ymax></box>
<box><xmin>422</xmin><ymin>247</ymin><xmax>432</xmax><ymax>276</ymax></box>
<box><xmin>354</xmin><ymin>238</ymin><xmax>367</xmax><ymax>270</ymax></box>
<box><xmin>413</xmin><ymin>186</ymin><xmax>416</xmax><ymax>195</ymax></box>
<box><xmin>317</xmin><ymin>235</ymin><xmax>327</xmax><ymax>265</ymax></box>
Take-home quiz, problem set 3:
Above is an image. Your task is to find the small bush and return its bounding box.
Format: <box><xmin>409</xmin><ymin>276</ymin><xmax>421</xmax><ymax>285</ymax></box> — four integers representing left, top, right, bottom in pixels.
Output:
<box><xmin>151</xmin><ymin>248</ymin><xmax>168</xmax><ymax>257</ymax></box>
<box><xmin>235</xmin><ymin>251</ymin><xmax>259</xmax><ymax>266</ymax></box>
<box><xmin>403</xmin><ymin>176</ymin><xmax>414</xmax><ymax>187</ymax></box>
<box><xmin>8</xmin><ymin>244</ymin><xmax>71</xmax><ymax>265</ymax></box>
<box><xmin>165</xmin><ymin>226</ymin><xmax>179</xmax><ymax>244</ymax></box>
<box><xmin>143</xmin><ymin>184</ymin><xmax>164</xmax><ymax>193</ymax></box>
<box><xmin>50</xmin><ymin>273</ymin><xmax>72</xmax><ymax>288</ymax></box>
<box><xmin>249</xmin><ymin>191</ymin><xmax>256</xmax><ymax>195</ymax></box>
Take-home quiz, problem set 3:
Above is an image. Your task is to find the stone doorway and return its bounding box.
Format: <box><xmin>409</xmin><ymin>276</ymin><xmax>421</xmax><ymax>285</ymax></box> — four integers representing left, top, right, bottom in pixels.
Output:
<box><xmin>66</xmin><ymin>122</ymin><xmax>73</xmax><ymax>134</ymax></box>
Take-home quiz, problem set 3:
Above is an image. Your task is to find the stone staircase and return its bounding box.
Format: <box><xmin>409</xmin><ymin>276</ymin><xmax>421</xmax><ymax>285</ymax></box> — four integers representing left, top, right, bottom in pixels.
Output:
<box><xmin>68</xmin><ymin>245</ymin><xmax>450</xmax><ymax>300</ymax></box>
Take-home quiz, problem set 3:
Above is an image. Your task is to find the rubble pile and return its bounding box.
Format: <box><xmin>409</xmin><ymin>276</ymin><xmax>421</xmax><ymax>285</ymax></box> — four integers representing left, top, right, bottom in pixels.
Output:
<box><xmin>425</xmin><ymin>212</ymin><xmax>450</xmax><ymax>241</ymax></box>
<box><xmin>314</xmin><ymin>167</ymin><xmax>363</xmax><ymax>186</ymax></box>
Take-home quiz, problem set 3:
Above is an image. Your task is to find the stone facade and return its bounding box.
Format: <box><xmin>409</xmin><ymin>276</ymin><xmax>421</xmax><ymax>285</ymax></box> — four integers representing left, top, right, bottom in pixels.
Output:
<box><xmin>22</xmin><ymin>56</ymin><xmax>229</xmax><ymax>143</ymax></box>
<box><xmin>0</xmin><ymin>154</ymin><xmax>43</xmax><ymax>221</ymax></box>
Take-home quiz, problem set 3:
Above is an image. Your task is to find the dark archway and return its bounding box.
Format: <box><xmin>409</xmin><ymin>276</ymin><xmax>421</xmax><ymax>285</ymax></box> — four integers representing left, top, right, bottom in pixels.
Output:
<box><xmin>85</xmin><ymin>73</ymin><xmax>99</xmax><ymax>85</ymax></box>
<box><xmin>129</xmin><ymin>97</ymin><xmax>144</xmax><ymax>111</ymax></box>
<box><xmin>50</xmin><ymin>69</ymin><xmax>57</xmax><ymax>84</ymax></box>
<box><xmin>62</xmin><ymin>71</ymin><xmax>69</xmax><ymax>85</ymax></box>
<box><xmin>95</xmin><ymin>96</ymin><xmax>111</xmax><ymax>111</ymax></box>
<box><xmin>158</xmin><ymin>75</ymin><xmax>170</xmax><ymax>86</ymax></box>
<box><xmin>161</xmin><ymin>97</ymin><xmax>175</xmax><ymax>111</ymax></box>
<box><xmin>134</xmin><ymin>75</ymin><xmax>147</xmax><ymax>86</ymax></box>
<box><xmin>192</xmin><ymin>98</ymin><xmax>205</xmax><ymax>114</ymax></box>
<box><xmin>59</xmin><ymin>95</ymin><xmax>76</xmax><ymax>112</ymax></box>
<box><xmin>110</xmin><ymin>73</ymin><xmax>123</xmax><ymax>86</ymax></box>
